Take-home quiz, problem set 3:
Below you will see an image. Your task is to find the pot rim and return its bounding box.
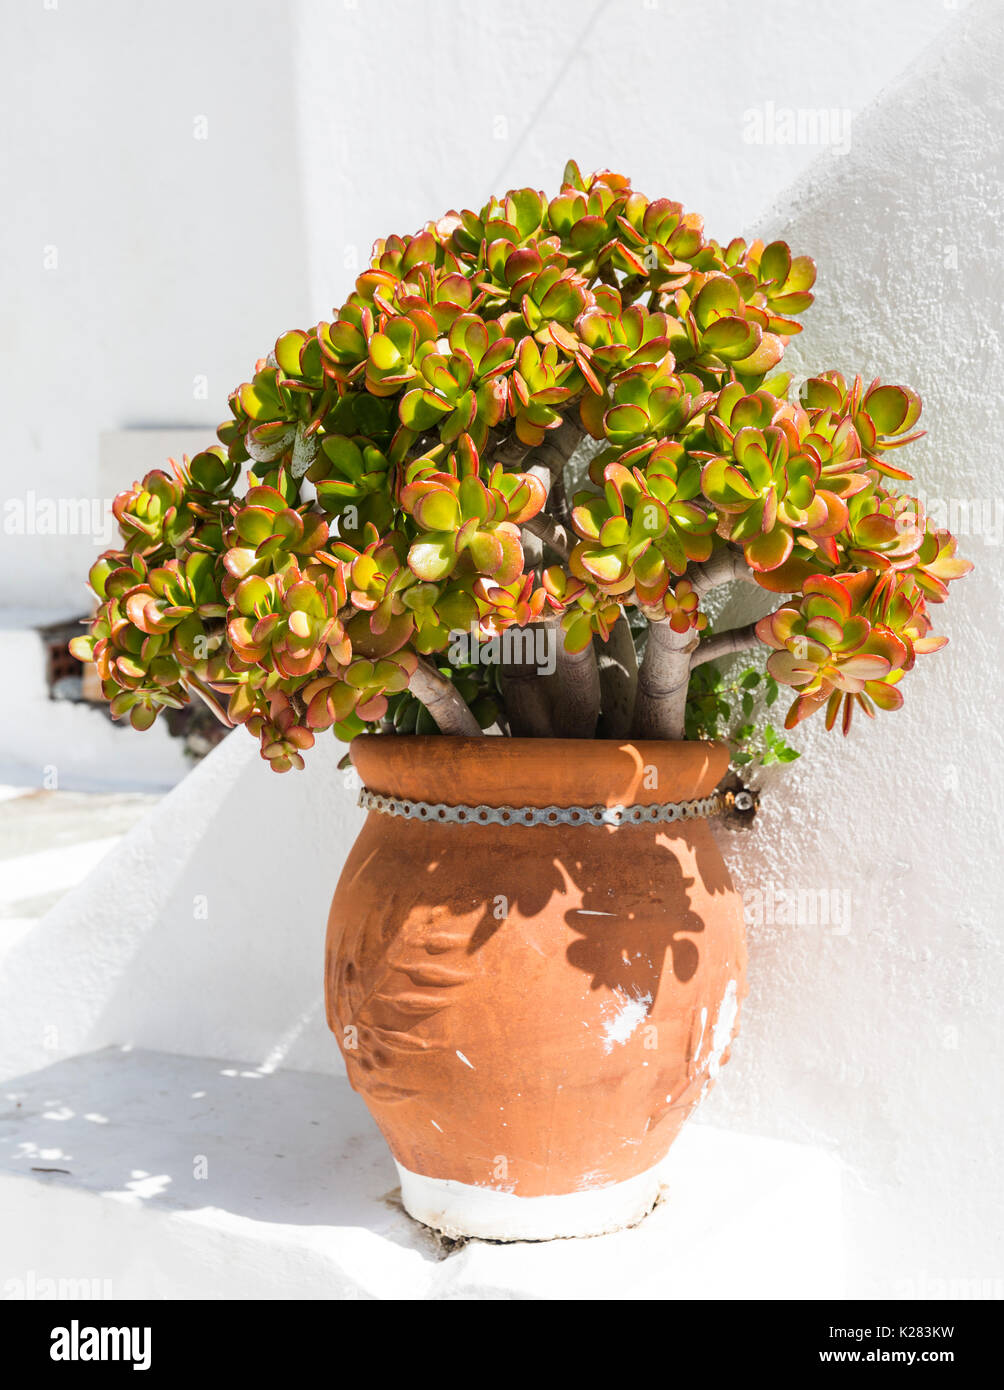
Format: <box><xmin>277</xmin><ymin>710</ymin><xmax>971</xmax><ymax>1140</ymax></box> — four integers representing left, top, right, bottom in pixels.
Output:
<box><xmin>349</xmin><ymin>734</ymin><xmax>729</xmax><ymax>808</ymax></box>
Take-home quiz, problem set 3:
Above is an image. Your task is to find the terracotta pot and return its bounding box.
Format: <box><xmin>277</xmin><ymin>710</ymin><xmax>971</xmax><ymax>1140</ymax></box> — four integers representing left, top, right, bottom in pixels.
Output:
<box><xmin>325</xmin><ymin>735</ymin><xmax>746</xmax><ymax>1241</ymax></box>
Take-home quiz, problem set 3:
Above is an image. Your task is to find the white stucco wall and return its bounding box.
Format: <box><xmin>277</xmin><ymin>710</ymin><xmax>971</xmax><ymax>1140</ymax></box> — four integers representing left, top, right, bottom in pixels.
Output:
<box><xmin>2</xmin><ymin>0</ymin><xmax>1000</xmax><ymax>1297</ymax></box>
<box><xmin>1</xmin><ymin>0</ymin><xmax>311</xmax><ymax>612</ymax></box>
<box><xmin>710</xmin><ymin>0</ymin><xmax>1004</xmax><ymax>1298</ymax></box>
<box><xmin>0</xmin><ymin>0</ymin><xmax>969</xmax><ymax>613</ymax></box>
<box><xmin>292</xmin><ymin>0</ymin><xmax>971</xmax><ymax>314</ymax></box>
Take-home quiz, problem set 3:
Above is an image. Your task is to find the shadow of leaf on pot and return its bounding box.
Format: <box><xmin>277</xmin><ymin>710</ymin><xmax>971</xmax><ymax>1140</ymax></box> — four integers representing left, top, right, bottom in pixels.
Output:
<box><xmin>565</xmin><ymin>830</ymin><xmax>705</xmax><ymax>994</ymax></box>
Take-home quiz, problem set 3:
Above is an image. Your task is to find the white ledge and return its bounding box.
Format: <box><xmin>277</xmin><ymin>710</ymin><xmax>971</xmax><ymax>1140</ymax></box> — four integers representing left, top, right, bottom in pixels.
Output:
<box><xmin>0</xmin><ymin>1046</ymin><xmax>844</xmax><ymax>1300</ymax></box>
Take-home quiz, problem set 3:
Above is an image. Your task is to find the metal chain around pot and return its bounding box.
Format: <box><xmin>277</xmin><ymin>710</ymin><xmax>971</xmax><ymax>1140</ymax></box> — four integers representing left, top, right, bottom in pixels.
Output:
<box><xmin>357</xmin><ymin>787</ymin><xmax>724</xmax><ymax>827</ymax></box>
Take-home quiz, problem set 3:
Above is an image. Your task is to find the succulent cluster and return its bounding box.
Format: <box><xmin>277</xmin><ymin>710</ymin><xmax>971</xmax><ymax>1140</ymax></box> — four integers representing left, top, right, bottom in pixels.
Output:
<box><xmin>73</xmin><ymin>163</ymin><xmax>970</xmax><ymax>769</ymax></box>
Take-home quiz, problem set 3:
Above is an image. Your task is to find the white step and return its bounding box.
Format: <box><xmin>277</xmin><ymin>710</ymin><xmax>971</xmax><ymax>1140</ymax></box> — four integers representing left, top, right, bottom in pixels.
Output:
<box><xmin>0</xmin><ymin>1046</ymin><xmax>845</xmax><ymax>1300</ymax></box>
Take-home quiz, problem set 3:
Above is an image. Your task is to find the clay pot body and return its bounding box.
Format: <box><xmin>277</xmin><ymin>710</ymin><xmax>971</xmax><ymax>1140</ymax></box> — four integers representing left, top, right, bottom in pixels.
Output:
<box><xmin>325</xmin><ymin>736</ymin><xmax>746</xmax><ymax>1240</ymax></box>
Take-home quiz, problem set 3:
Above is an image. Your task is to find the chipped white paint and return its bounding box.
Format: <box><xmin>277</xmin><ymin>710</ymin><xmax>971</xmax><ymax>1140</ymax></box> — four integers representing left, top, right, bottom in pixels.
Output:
<box><xmin>574</xmin><ymin>1169</ymin><xmax>607</xmax><ymax>1192</ymax></box>
<box><xmin>455</xmin><ymin>1050</ymin><xmax>475</xmax><ymax>1070</ymax></box>
<box><xmin>395</xmin><ymin>1155</ymin><xmax>670</xmax><ymax>1241</ymax></box>
<box><xmin>693</xmin><ymin>1007</ymin><xmax>708</xmax><ymax>1072</ymax></box>
<box><xmin>600</xmin><ymin>990</ymin><xmax>652</xmax><ymax>1053</ymax></box>
<box><xmin>707</xmin><ymin>981</ymin><xmax>739</xmax><ymax>1082</ymax></box>
<box><xmin>687</xmin><ymin>980</ymin><xmax>740</xmax><ymax>1105</ymax></box>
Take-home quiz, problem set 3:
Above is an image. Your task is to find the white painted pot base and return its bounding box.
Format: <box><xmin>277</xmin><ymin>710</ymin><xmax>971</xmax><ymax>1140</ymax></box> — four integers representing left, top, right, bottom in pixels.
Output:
<box><xmin>395</xmin><ymin>1158</ymin><xmax>669</xmax><ymax>1242</ymax></box>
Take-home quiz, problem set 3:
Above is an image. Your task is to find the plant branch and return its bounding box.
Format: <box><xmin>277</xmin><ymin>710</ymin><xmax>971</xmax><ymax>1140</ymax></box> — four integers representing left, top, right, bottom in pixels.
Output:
<box><xmin>631</xmin><ymin>620</ymin><xmax>699</xmax><ymax>740</ymax></box>
<box><xmin>183</xmin><ymin>675</ymin><xmax>235</xmax><ymax>728</ymax></box>
<box><xmin>690</xmin><ymin>622</ymin><xmax>761</xmax><ymax>670</ymax></box>
<box><xmin>500</xmin><ymin>623</ymin><xmax>555</xmax><ymax>736</ymax></box>
<box><xmin>491</xmin><ymin>413</ymin><xmax>582</xmax><ymax>472</ymax></box>
<box><xmin>595</xmin><ymin>613</ymin><xmax>638</xmax><ymax>738</ymax></box>
<box><xmin>547</xmin><ymin>618</ymin><xmax>600</xmax><ymax>738</ymax></box>
<box><xmin>409</xmin><ymin>657</ymin><xmax>483</xmax><ymax>736</ymax></box>
<box><xmin>505</xmin><ymin>415</ymin><xmax>583</xmax><ymax>566</ymax></box>
<box><xmin>531</xmin><ymin>416</ymin><xmax>584</xmax><ymax>477</ymax></box>
<box><xmin>521</xmin><ymin>463</ymin><xmax>552</xmax><ymax>569</ymax></box>
<box><xmin>492</xmin><ymin>434</ymin><xmax>534</xmax><ymax>470</ymax></box>
<box><xmin>547</xmin><ymin>472</ymin><xmax>573</xmax><ymax>529</ymax></box>
<box><xmin>522</xmin><ymin>512</ymin><xmax>573</xmax><ymax>561</ymax></box>
<box><xmin>685</xmin><ymin>545</ymin><xmax>756</xmax><ymax>599</ymax></box>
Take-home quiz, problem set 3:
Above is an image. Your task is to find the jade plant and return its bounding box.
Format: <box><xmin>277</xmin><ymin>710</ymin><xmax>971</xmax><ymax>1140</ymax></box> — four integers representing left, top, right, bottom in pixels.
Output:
<box><xmin>71</xmin><ymin>163</ymin><xmax>971</xmax><ymax>772</ymax></box>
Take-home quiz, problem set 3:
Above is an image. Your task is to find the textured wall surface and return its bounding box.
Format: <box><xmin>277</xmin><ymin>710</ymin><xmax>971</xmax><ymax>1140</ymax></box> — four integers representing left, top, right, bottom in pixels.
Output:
<box><xmin>2</xmin><ymin>0</ymin><xmax>1000</xmax><ymax>1296</ymax></box>
<box><xmin>710</xmin><ymin>0</ymin><xmax>1004</xmax><ymax>1297</ymax></box>
<box><xmin>292</xmin><ymin>0</ymin><xmax>969</xmax><ymax>311</ymax></box>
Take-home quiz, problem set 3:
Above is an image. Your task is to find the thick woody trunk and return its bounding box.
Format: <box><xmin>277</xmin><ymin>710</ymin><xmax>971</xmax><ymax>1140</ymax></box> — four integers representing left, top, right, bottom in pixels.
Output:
<box><xmin>547</xmin><ymin>618</ymin><xmax>600</xmax><ymax>739</ymax></box>
<box><xmin>594</xmin><ymin>614</ymin><xmax>638</xmax><ymax>738</ymax></box>
<box><xmin>631</xmin><ymin>621</ymin><xmax>699</xmax><ymax>740</ymax></box>
<box><xmin>500</xmin><ymin>623</ymin><xmax>555</xmax><ymax>736</ymax></box>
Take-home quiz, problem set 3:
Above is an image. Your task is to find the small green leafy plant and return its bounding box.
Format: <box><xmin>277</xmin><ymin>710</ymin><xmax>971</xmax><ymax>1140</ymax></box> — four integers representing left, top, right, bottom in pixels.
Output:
<box><xmin>72</xmin><ymin>163</ymin><xmax>971</xmax><ymax>772</ymax></box>
<box><xmin>685</xmin><ymin>662</ymin><xmax>800</xmax><ymax>771</ymax></box>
